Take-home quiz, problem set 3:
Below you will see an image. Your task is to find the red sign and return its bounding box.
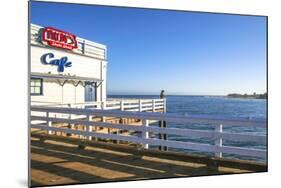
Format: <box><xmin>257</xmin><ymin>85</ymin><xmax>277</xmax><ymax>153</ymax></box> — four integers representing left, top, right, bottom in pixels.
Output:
<box><xmin>42</xmin><ymin>27</ymin><xmax>78</xmax><ymax>50</ymax></box>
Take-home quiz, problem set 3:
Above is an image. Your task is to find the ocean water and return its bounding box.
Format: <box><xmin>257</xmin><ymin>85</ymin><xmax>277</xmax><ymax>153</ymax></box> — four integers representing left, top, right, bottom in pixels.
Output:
<box><xmin>108</xmin><ymin>95</ymin><xmax>267</xmax><ymax>162</ymax></box>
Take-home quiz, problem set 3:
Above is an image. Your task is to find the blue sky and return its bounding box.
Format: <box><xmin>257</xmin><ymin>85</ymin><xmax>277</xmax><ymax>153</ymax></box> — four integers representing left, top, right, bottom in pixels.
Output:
<box><xmin>30</xmin><ymin>1</ymin><xmax>267</xmax><ymax>95</ymax></box>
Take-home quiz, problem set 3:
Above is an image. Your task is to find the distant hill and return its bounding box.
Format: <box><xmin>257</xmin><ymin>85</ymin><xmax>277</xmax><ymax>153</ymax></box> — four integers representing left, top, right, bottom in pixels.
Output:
<box><xmin>227</xmin><ymin>92</ymin><xmax>267</xmax><ymax>99</ymax></box>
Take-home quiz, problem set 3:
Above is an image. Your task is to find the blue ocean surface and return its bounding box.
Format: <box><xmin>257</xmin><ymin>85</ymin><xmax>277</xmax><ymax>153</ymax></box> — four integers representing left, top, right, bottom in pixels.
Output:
<box><xmin>108</xmin><ymin>95</ymin><xmax>267</xmax><ymax>162</ymax></box>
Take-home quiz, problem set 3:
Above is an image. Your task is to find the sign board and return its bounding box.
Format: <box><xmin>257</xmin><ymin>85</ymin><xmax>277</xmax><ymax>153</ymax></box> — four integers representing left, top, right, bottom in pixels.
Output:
<box><xmin>41</xmin><ymin>53</ymin><xmax>72</xmax><ymax>72</ymax></box>
<box><xmin>42</xmin><ymin>27</ymin><xmax>78</xmax><ymax>50</ymax></box>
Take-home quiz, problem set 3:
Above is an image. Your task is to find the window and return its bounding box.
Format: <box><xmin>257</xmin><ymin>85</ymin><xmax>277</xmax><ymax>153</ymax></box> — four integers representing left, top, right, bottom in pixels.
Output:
<box><xmin>31</xmin><ymin>78</ymin><xmax>43</xmax><ymax>95</ymax></box>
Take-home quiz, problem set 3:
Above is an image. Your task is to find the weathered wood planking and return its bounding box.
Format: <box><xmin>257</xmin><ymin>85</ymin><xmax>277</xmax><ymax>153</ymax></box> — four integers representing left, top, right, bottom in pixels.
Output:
<box><xmin>30</xmin><ymin>134</ymin><xmax>267</xmax><ymax>187</ymax></box>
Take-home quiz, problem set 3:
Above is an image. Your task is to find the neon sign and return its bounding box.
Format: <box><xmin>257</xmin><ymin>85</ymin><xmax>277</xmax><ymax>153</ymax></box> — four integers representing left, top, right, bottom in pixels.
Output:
<box><xmin>42</xmin><ymin>27</ymin><xmax>78</xmax><ymax>50</ymax></box>
<box><xmin>41</xmin><ymin>53</ymin><xmax>72</xmax><ymax>72</ymax></box>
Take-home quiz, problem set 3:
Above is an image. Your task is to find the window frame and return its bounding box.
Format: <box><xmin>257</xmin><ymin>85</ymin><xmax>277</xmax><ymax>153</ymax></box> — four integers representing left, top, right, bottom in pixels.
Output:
<box><xmin>30</xmin><ymin>77</ymin><xmax>43</xmax><ymax>96</ymax></box>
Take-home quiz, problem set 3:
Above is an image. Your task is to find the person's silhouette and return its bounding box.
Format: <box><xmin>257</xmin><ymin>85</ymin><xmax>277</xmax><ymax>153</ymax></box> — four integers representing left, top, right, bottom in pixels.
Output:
<box><xmin>160</xmin><ymin>90</ymin><xmax>165</xmax><ymax>99</ymax></box>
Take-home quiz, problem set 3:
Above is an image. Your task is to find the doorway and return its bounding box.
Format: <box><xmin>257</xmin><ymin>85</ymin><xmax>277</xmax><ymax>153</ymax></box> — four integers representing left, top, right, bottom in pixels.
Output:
<box><xmin>85</xmin><ymin>82</ymin><xmax>96</xmax><ymax>102</ymax></box>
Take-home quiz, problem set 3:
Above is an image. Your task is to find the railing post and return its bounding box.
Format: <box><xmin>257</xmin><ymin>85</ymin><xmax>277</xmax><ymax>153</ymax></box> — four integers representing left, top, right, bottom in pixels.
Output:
<box><xmin>163</xmin><ymin>121</ymin><xmax>168</xmax><ymax>151</ymax></box>
<box><xmin>152</xmin><ymin>99</ymin><xmax>155</xmax><ymax>112</ymax></box>
<box><xmin>87</xmin><ymin>115</ymin><xmax>92</xmax><ymax>141</ymax></box>
<box><xmin>113</xmin><ymin>130</ymin><xmax>119</xmax><ymax>144</ymax></box>
<box><xmin>158</xmin><ymin>120</ymin><xmax>168</xmax><ymax>151</ymax></box>
<box><xmin>142</xmin><ymin>119</ymin><xmax>149</xmax><ymax>149</ymax></box>
<box><xmin>101</xmin><ymin>101</ymin><xmax>107</xmax><ymax>110</ymax></box>
<box><xmin>67</xmin><ymin>104</ymin><xmax>74</xmax><ymax>137</ymax></box>
<box><xmin>101</xmin><ymin>101</ymin><xmax>106</xmax><ymax>122</ymax></box>
<box><xmin>215</xmin><ymin>124</ymin><xmax>223</xmax><ymax>158</ymax></box>
<box><xmin>120</xmin><ymin>100</ymin><xmax>125</xmax><ymax>124</ymax></box>
<box><xmin>120</xmin><ymin>100</ymin><xmax>124</xmax><ymax>111</ymax></box>
<box><xmin>163</xmin><ymin>98</ymin><xmax>166</xmax><ymax>113</ymax></box>
<box><xmin>139</xmin><ymin>100</ymin><xmax>142</xmax><ymax>112</ymax></box>
<box><xmin>46</xmin><ymin>112</ymin><xmax>52</xmax><ymax>135</ymax></box>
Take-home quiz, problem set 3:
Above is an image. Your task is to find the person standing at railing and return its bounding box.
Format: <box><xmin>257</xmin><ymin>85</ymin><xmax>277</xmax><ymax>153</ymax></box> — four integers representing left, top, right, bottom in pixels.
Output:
<box><xmin>160</xmin><ymin>90</ymin><xmax>166</xmax><ymax>99</ymax></box>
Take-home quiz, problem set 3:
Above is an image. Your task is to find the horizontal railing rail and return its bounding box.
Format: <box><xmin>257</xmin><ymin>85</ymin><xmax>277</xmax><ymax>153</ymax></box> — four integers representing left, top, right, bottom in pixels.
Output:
<box><xmin>31</xmin><ymin>106</ymin><xmax>264</xmax><ymax>127</ymax></box>
<box><xmin>30</xmin><ymin>106</ymin><xmax>267</xmax><ymax>161</ymax></box>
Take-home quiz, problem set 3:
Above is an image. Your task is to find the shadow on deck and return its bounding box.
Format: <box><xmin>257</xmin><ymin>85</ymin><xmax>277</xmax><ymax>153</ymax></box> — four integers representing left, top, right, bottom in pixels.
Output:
<box><xmin>30</xmin><ymin>133</ymin><xmax>267</xmax><ymax>187</ymax></box>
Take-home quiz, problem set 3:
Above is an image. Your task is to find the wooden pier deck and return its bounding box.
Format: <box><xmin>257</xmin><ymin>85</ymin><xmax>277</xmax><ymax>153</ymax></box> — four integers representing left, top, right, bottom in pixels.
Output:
<box><xmin>30</xmin><ymin>133</ymin><xmax>267</xmax><ymax>187</ymax></box>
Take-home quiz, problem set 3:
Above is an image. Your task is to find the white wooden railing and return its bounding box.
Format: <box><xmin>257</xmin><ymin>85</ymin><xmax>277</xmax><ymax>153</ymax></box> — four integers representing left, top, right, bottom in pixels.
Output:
<box><xmin>31</xmin><ymin>98</ymin><xmax>166</xmax><ymax>112</ymax></box>
<box><xmin>30</xmin><ymin>105</ymin><xmax>267</xmax><ymax>161</ymax></box>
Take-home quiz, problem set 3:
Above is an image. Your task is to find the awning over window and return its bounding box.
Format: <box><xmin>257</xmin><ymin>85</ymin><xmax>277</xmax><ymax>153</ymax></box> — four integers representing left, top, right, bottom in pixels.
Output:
<box><xmin>31</xmin><ymin>72</ymin><xmax>103</xmax><ymax>87</ymax></box>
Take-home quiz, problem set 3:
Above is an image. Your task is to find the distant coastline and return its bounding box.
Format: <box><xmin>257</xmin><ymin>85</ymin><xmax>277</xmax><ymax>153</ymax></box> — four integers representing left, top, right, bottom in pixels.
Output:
<box><xmin>108</xmin><ymin>93</ymin><xmax>267</xmax><ymax>99</ymax></box>
<box><xmin>108</xmin><ymin>93</ymin><xmax>268</xmax><ymax>99</ymax></box>
<box><xmin>227</xmin><ymin>92</ymin><xmax>267</xmax><ymax>99</ymax></box>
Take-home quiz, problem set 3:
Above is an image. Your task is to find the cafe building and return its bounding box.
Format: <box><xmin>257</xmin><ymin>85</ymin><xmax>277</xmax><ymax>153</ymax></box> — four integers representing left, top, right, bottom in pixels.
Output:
<box><xmin>30</xmin><ymin>23</ymin><xmax>107</xmax><ymax>105</ymax></box>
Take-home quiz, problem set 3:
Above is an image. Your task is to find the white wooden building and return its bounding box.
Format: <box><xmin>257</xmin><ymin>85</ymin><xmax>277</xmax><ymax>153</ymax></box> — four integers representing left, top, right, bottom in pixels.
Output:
<box><xmin>30</xmin><ymin>24</ymin><xmax>107</xmax><ymax>105</ymax></box>
<box><xmin>30</xmin><ymin>23</ymin><xmax>166</xmax><ymax>113</ymax></box>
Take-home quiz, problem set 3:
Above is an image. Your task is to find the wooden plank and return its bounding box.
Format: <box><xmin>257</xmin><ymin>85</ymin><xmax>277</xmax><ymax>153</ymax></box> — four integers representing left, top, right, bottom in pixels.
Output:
<box><xmin>141</xmin><ymin>103</ymin><xmax>153</xmax><ymax>107</ymax></box>
<box><xmin>123</xmin><ymin>105</ymin><xmax>139</xmax><ymax>109</ymax></box>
